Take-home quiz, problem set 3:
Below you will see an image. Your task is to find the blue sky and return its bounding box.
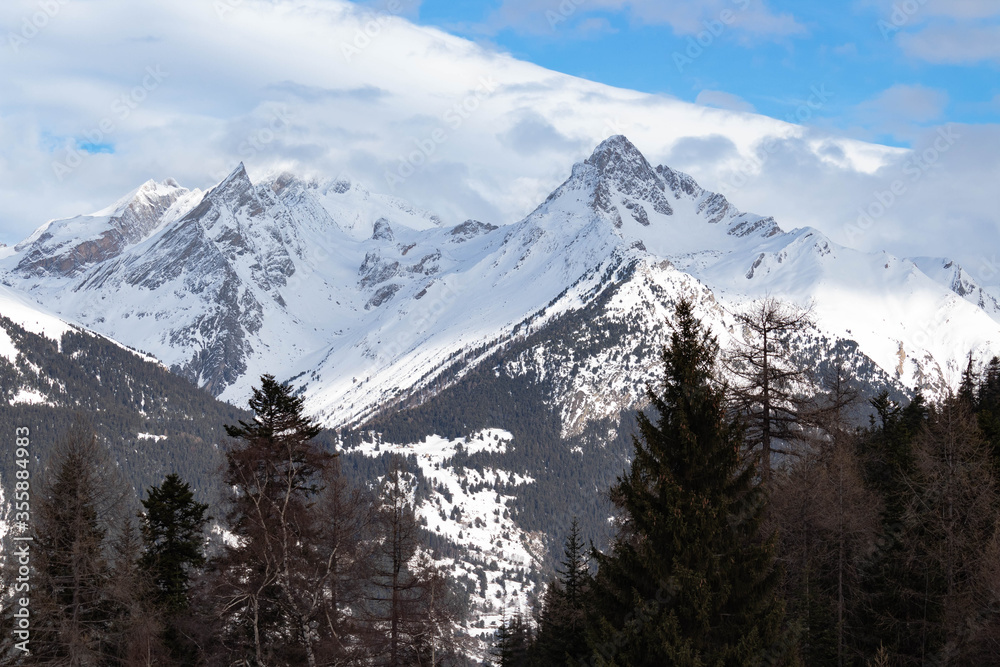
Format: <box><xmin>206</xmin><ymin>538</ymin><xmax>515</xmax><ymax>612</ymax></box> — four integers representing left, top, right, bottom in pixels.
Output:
<box><xmin>410</xmin><ymin>0</ymin><xmax>1000</xmax><ymax>145</ymax></box>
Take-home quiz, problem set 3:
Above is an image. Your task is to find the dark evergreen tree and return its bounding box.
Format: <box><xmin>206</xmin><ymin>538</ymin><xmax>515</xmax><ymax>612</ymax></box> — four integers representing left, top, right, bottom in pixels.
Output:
<box><xmin>140</xmin><ymin>473</ymin><xmax>210</xmax><ymax>612</ymax></box>
<box><xmin>558</xmin><ymin>518</ymin><xmax>589</xmax><ymax>613</ymax></box>
<box><xmin>976</xmin><ymin>356</ymin><xmax>1000</xmax><ymax>469</ymax></box>
<box><xmin>587</xmin><ymin>298</ymin><xmax>789</xmax><ymax>666</ymax></box>
<box><xmin>854</xmin><ymin>392</ymin><xmax>937</xmax><ymax>664</ymax></box>
<box><xmin>532</xmin><ymin>518</ymin><xmax>591</xmax><ymax>664</ymax></box>
<box><xmin>491</xmin><ymin>612</ymin><xmax>531</xmax><ymax>667</ymax></box>
<box><xmin>139</xmin><ymin>473</ymin><xmax>210</xmax><ymax>664</ymax></box>
<box><xmin>958</xmin><ymin>353</ymin><xmax>978</xmax><ymax>408</ymax></box>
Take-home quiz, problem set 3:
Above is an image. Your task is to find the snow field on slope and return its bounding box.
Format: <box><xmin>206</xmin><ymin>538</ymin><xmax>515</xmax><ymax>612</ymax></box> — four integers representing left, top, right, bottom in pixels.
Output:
<box><xmin>0</xmin><ymin>327</ymin><xmax>16</xmax><ymax>365</ymax></box>
<box><xmin>347</xmin><ymin>428</ymin><xmax>543</xmax><ymax>636</ymax></box>
<box><xmin>11</xmin><ymin>388</ymin><xmax>51</xmax><ymax>406</ymax></box>
<box><xmin>0</xmin><ymin>285</ymin><xmax>74</xmax><ymax>346</ymax></box>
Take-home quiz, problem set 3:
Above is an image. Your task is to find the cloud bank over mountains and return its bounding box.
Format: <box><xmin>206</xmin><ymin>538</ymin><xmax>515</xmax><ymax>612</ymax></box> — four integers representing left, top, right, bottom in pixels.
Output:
<box><xmin>1</xmin><ymin>0</ymin><xmax>998</xmax><ymax>282</ymax></box>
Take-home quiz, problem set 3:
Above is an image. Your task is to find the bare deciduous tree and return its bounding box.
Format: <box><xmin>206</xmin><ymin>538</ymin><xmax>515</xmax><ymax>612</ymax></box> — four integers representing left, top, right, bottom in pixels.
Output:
<box><xmin>726</xmin><ymin>297</ymin><xmax>817</xmax><ymax>481</ymax></box>
<box><xmin>904</xmin><ymin>397</ymin><xmax>1000</xmax><ymax>663</ymax></box>
<box><xmin>13</xmin><ymin>416</ymin><xmax>135</xmax><ymax>666</ymax></box>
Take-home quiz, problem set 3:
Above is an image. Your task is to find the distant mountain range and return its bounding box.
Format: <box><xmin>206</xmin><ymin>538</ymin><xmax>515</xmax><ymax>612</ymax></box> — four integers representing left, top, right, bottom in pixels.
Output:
<box><xmin>1</xmin><ymin>135</ymin><xmax>996</xmax><ymax>424</ymax></box>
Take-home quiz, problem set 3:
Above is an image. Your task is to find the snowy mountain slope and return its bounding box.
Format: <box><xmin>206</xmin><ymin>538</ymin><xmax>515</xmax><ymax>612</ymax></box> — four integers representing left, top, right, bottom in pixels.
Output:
<box><xmin>1</xmin><ymin>164</ymin><xmax>445</xmax><ymax>396</ymax></box>
<box><xmin>0</xmin><ymin>284</ymin><xmax>75</xmax><ymax>349</ymax></box>
<box><xmin>0</xmin><ymin>135</ymin><xmax>996</xmax><ymax>433</ymax></box>
<box><xmin>10</xmin><ymin>179</ymin><xmax>202</xmax><ymax>279</ymax></box>
<box><xmin>0</xmin><ymin>284</ymin><xmax>249</xmax><ymax>504</ymax></box>
<box><xmin>345</xmin><ymin>429</ymin><xmax>543</xmax><ymax>648</ymax></box>
<box><xmin>909</xmin><ymin>256</ymin><xmax>1000</xmax><ymax>319</ymax></box>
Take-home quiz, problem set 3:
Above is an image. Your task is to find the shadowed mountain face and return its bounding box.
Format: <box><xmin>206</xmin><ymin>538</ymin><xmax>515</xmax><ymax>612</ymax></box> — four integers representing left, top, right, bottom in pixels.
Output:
<box><xmin>0</xmin><ymin>136</ymin><xmax>997</xmax><ymax>428</ymax></box>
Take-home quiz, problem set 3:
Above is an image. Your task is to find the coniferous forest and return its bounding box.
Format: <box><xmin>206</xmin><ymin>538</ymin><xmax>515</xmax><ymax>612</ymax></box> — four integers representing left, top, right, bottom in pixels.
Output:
<box><xmin>2</xmin><ymin>299</ymin><xmax>1000</xmax><ymax>665</ymax></box>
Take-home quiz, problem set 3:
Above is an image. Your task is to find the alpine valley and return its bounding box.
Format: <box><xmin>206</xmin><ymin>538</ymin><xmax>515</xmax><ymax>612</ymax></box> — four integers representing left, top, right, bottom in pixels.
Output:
<box><xmin>2</xmin><ymin>135</ymin><xmax>999</xmax><ymax>651</ymax></box>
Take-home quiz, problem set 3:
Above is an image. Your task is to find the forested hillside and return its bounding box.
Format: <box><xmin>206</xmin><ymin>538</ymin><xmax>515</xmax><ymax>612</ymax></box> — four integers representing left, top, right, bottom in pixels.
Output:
<box><xmin>5</xmin><ymin>299</ymin><xmax>998</xmax><ymax>665</ymax></box>
<box><xmin>0</xmin><ymin>315</ymin><xmax>247</xmax><ymax>504</ymax></box>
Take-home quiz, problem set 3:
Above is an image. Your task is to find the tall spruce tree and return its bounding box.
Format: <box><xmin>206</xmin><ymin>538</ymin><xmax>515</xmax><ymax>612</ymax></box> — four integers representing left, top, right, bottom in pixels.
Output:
<box><xmin>532</xmin><ymin>518</ymin><xmax>591</xmax><ymax>664</ymax></box>
<box><xmin>212</xmin><ymin>373</ymin><xmax>334</xmax><ymax>666</ymax></box>
<box><xmin>140</xmin><ymin>473</ymin><xmax>209</xmax><ymax>664</ymax></box>
<box><xmin>140</xmin><ymin>473</ymin><xmax>209</xmax><ymax>613</ymax></box>
<box><xmin>587</xmin><ymin>298</ymin><xmax>788</xmax><ymax>666</ymax></box>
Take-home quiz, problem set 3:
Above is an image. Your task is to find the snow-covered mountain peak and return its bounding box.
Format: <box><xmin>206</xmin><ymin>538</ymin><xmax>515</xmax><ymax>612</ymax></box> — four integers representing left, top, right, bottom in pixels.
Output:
<box><xmin>9</xmin><ymin>177</ymin><xmax>196</xmax><ymax>278</ymax></box>
<box><xmin>1</xmin><ymin>135</ymin><xmax>997</xmax><ymax>414</ymax></box>
<box><xmin>215</xmin><ymin>162</ymin><xmax>251</xmax><ymax>191</ymax></box>
<box><xmin>89</xmin><ymin>177</ymin><xmax>190</xmax><ymax>218</ymax></box>
<box><xmin>523</xmin><ymin>135</ymin><xmax>782</xmax><ymax>261</ymax></box>
<box><xmin>577</xmin><ymin>134</ymin><xmax>675</xmax><ymax>228</ymax></box>
<box><xmin>584</xmin><ymin>134</ymin><xmax>662</xmax><ymax>190</ymax></box>
<box><xmin>201</xmin><ymin>163</ymin><xmax>258</xmax><ymax>215</ymax></box>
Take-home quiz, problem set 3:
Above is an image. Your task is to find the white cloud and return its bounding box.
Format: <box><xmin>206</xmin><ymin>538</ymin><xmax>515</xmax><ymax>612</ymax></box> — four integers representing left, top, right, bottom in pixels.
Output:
<box><xmin>868</xmin><ymin>0</ymin><xmax>1000</xmax><ymax>21</ymax></box>
<box><xmin>831</xmin><ymin>42</ymin><xmax>857</xmax><ymax>56</ymax></box>
<box><xmin>0</xmin><ymin>0</ymin><xmax>996</xmax><ymax>288</ymax></box>
<box><xmin>668</xmin><ymin>122</ymin><xmax>1000</xmax><ymax>284</ymax></box>
<box><xmin>599</xmin><ymin>0</ymin><xmax>807</xmax><ymax>38</ymax></box>
<box><xmin>868</xmin><ymin>0</ymin><xmax>1000</xmax><ymax>65</ymax></box>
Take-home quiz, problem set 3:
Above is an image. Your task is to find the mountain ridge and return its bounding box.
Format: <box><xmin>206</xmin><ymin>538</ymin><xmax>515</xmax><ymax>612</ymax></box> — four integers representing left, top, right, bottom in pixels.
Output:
<box><xmin>0</xmin><ymin>135</ymin><xmax>996</xmax><ymax>429</ymax></box>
